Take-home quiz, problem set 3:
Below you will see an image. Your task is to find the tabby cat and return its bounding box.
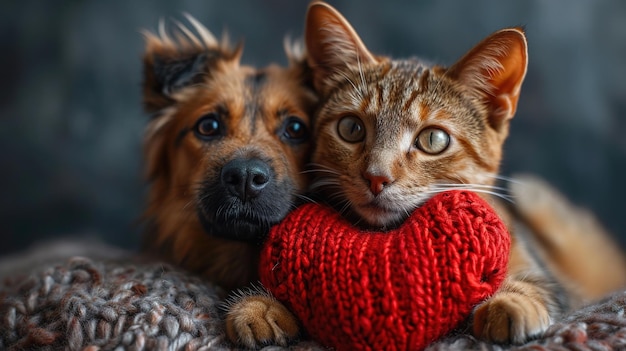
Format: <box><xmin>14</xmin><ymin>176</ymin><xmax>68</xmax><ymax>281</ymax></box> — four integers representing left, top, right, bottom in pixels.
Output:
<box><xmin>304</xmin><ymin>1</ymin><xmax>626</xmax><ymax>343</ymax></box>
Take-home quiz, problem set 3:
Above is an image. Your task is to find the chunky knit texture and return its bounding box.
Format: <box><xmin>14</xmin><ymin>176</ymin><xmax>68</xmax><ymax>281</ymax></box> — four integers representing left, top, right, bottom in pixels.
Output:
<box><xmin>1</xmin><ymin>246</ymin><xmax>626</xmax><ymax>350</ymax></box>
<box><xmin>0</xmin><ymin>256</ymin><xmax>231</xmax><ymax>351</ymax></box>
<box><xmin>259</xmin><ymin>191</ymin><xmax>511</xmax><ymax>351</ymax></box>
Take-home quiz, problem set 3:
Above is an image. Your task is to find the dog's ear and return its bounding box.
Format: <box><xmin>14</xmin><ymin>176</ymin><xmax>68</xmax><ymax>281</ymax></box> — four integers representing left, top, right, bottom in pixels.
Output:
<box><xmin>145</xmin><ymin>51</ymin><xmax>208</xmax><ymax>105</ymax></box>
<box><xmin>141</xmin><ymin>15</ymin><xmax>242</xmax><ymax>114</ymax></box>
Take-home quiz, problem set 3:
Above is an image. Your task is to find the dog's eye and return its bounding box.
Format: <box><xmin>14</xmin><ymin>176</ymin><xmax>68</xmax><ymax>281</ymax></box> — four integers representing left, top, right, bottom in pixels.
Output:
<box><xmin>281</xmin><ymin>117</ymin><xmax>309</xmax><ymax>144</ymax></box>
<box><xmin>194</xmin><ymin>113</ymin><xmax>222</xmax><ymax>139</ymax></box>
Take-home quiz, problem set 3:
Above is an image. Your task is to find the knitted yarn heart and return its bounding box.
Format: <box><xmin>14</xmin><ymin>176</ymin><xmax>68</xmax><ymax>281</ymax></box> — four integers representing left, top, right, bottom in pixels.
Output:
<box><xmin>259</xmin><ymin>191</ymin><xmax>510</xmax><ymax>351</ymax></box>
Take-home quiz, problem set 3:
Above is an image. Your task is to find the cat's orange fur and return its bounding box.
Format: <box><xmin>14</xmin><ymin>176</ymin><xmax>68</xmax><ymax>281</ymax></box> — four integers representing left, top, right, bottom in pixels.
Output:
<box><xmin>303</xmin><ymin>1</ymin><xmax>626</xmax><ymax>344</ymax></box>
<box><xmin>510</xmin><ymin>174</ymin><xmax>626</xmax><ymax>301</ymax></box>
<box><xmin>140</xmin><ymin>16</ymin><xmax>313</xmax><ymax>348</ymax></box>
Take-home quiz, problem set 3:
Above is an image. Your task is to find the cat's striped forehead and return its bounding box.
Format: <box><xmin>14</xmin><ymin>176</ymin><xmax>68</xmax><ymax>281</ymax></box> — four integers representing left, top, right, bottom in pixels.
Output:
<box><xmin>327</xmin><ymin>58</ymin><xmax>479</xmax><ymax>123</ymax></box>
<box><xmin>362</xmin><ymin>59</ymin><xmax>430</xmax><ymax>115</ymax></box>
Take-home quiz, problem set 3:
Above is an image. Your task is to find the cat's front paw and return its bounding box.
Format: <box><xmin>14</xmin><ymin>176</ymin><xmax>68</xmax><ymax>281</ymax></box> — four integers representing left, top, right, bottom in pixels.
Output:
<box><xmin>472</xmin><ymin>291</ymin><xmax>551</xmax><ymax>344</ymax></box>
<box><xmin>225</xmin><ymin>294</ymin><xmax>299</xmax><ymax>349</ymax></box>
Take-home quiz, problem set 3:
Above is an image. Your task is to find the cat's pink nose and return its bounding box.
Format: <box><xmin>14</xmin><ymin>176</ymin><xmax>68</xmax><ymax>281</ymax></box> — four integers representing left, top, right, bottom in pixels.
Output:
<box><xmin>364</xmin><ymin>173</ymin><xmax>393</xmax><ymax>196</ymax></box>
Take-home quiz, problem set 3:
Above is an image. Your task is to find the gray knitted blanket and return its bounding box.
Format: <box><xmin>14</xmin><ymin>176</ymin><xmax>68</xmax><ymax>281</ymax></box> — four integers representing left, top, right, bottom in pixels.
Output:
<box><xmin>1</xmin><ymin>244</ymin><xmax>625</xmax><ymax>350</ymax></box>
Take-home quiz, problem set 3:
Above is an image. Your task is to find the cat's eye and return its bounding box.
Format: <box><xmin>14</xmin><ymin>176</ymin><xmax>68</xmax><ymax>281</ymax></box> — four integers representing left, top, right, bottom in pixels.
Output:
<box><xmin>415</xmin><ymin>127</ymin><xmax>450</xmax><ymax>154</ymax></box>
<box><xmin>337</xmin><ymin>115</ymin><xmax>365</xmax><ymax>143</ymax></box>
<box><xmin>281</xmin><ymin>116</ymin><xmax>309</xmax><ymax>144</ymax></box>
<box><xmin>194</xmin><ymin>113</ymin><xmax>222</xmax><ymax>140</ymax></box>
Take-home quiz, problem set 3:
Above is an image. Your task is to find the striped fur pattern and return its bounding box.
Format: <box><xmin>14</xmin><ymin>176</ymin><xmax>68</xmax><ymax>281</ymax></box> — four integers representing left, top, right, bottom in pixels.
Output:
<box><xmin>304</xmin><ymin>1</ymin><xmax>626</xmax><ymax>345</ymax></box>
<box><xmin>140</xmin><ymin>15</ymin><xmax>316</xmax><ymax>348</ymax></box>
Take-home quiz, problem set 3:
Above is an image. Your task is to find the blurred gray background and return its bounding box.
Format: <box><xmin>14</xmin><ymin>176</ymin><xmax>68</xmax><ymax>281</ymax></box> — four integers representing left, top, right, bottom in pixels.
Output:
<box><xmin>1</xmin><ymin>0</ymin><xmax>625</xmax><ymax>256</ymax></box>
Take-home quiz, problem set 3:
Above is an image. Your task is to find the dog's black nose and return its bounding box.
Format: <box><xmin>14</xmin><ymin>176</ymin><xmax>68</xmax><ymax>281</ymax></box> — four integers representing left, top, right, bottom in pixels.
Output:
<box><xmin>221</xmin><ymin>158</ymin><xmax>272</xmax><ymax>200</ymax></box>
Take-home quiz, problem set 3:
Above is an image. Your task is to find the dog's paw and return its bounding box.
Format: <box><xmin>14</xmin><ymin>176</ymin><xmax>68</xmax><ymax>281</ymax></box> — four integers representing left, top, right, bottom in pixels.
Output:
<box><xmin>472</xmin><ymin>291</ymin><xmax>551</xmax><ymax>344</ymax></box>
<box><xmin>225</xmin><ymin>294</ymin><xmax>299</xmax><ymax>349</ymax></box>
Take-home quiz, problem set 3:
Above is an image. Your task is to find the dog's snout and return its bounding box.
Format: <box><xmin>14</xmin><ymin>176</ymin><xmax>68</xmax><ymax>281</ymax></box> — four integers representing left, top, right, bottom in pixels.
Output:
<box><xmin>221</xmin><ymin>158</ymin><xmax>272</xmax><ymax>200</ymax></box>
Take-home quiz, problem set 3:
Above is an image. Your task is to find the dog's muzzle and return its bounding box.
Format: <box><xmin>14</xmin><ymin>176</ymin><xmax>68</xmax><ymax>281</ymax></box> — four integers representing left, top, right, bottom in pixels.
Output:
<box><xmin>197</xmin><ymin>157</ymin><xmax>294</xmax><ymax>244</ymax></box>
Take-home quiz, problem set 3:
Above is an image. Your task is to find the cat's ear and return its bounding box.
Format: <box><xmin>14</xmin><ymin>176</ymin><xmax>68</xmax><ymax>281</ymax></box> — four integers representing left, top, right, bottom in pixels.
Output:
<box><xmin>447</xmin><ymin>27</ymin><xmax>528</xmax><ymax>132</ymax></box>
<box><xmin>305</xmin><ymin>1</ymin><xmax>378</xmax><ymax>94</ymax></box>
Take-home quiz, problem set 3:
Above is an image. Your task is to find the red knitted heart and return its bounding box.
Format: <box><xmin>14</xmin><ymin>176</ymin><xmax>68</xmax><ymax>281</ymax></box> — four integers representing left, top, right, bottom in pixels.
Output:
<box><xmin>259</xmin><ymin>191</ymin><xmax>510</xmax><ymax>351</ymax></box>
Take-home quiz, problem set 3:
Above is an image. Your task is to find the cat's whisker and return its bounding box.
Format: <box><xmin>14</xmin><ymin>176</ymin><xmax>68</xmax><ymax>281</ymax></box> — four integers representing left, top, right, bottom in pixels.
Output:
<box><xmin>335</xmin><ymin>70</ymin><xmax>365</xmax><ymax>101</ymax></box>
<box><xmin>310</xmin><ymin>179</ymin><xmax>342</xmax><ymax>192</ymax></box>
<box><xmin>427</xmin><ymin>182</ymin><xmax>516</xmax><ymax>201</ymax></box>
<box><xmin>402</xmin><ymin>207</ymin><xmax>412</xmax><ymax>221</ymax></box>
<box><xmin>304</xmin><ymin>169</ymin><xmax>342</xmax><ymax>176</ymax></box>
<box><xmin>356</xmin><ymin>49</ymin><xmax>368</xmax><ymax>97</ymax></box>
<box><xmin>483</xmin><ymin>173</ymin><xmax>527</xmax><ymax>186</ymax></box>
<box><xmin>352</xmin><ymin>217</ymin><xmax>366</xmax><ymax>228</ymax></box>
<box><xmin>305</xmin><ymin>163</ymin><xmax>343</xmax><ymax>176</ymax></box>
<box><xmin>338</xmin><ymin>200</ymin><xmax>353</xmax><ymax>215</ymax></box>
<box><xmin>309</xmin><ymin>174</ymin><xmax>339</xmax><ymax>183</ymax></box>
<box><xmin>287</xmin><ymin>202</ymin><xmax>299</xmax><ymax>212</ymax></box>
<box><xmin>435</xmin><ymin>183</ymin><xmax>510</xmax><ymax>192</ymax></box>
<box><xmin>434</xmin><ymin>182</ymin><xmax>510</xmax><ymax>191</ymax></box>
<box><xmin>294</xmin><ymin>193</ymin><xmax>317</xmax><ymax>205</ymax></box>
<box><xmin>324</xmin><ymin>198</ymin><xmax>358</xmax><ymax>225</ymax></box>
<box><xmin>326</xmin><ymin>192</ymin><xmax>350</xmax><ymax>205</ymax></box>
<box><xmin>428</xmin><ymin>187</ymin><xmax>515</xmax><ymax>203</ymax></box>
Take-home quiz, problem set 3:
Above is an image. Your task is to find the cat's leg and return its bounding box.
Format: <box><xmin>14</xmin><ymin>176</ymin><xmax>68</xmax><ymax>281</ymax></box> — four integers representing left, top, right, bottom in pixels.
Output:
<box><xmin>224</xmin><ymin>288</ymin><xmax>299</xmax><ymax>348</ymax></box>
<box><xmin>471</xmin><ymin>233</ymin><xmax>567</xmax><ymax>344</ymax></box>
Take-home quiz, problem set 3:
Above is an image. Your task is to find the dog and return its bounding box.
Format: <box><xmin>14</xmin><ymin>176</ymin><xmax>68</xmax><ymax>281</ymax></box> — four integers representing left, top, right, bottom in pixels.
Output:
<box><xmin>140</xmin><ymin>15</ymin><xmax>316</xmax><ymax>348</ymax></box>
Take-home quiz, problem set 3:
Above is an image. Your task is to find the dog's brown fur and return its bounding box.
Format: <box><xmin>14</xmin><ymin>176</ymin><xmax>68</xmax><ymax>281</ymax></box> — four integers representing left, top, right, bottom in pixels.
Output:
<box><xmin>140</xmin><ymin>16</ymin><xmax>316</xmax><ymax>347</ymax></box>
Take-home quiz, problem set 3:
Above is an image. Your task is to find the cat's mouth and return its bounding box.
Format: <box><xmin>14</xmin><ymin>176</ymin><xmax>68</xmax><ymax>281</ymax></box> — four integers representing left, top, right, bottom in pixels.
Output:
<box><xmin>357</xmin><ymin>202</ymin><xmax>409</xmax><ymax>229</ymax></box>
